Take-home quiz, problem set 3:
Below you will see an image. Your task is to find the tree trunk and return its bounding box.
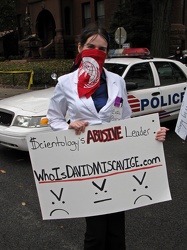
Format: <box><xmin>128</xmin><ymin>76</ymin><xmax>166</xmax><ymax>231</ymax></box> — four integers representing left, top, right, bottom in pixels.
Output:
<box><xmin>151</xmin><ymin>0</ymin><xmax>173</xmax><ymax>57</ymax></box>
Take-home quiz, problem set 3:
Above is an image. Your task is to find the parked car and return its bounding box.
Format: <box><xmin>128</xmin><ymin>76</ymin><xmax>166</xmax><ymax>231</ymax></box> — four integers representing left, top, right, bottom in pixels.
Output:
<box><xmin>0</xmin><ymin>88</ymin><xmax>53</xmax><ymax>151</ymax></box>
<box><xmin>0</xmin><ymin>48</ymin><xmax>187</xmax><ymax>151</ymax></box>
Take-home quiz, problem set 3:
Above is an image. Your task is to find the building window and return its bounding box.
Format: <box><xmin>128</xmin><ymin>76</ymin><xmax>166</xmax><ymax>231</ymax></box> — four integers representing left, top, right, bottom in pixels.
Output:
<box><xmin>95</xmin><ymin>0</ymin><xmax>105</xmax><ymax>26</ymax></box>
<box><xmin>82</xmin><ymin>3</ymin><xmax>91</xmax><ymax>27</ymax></box>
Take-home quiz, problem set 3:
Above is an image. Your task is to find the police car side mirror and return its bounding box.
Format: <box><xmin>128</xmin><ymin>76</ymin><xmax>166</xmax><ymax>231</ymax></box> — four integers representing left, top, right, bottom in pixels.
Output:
<box><xmin>126</xmin><ymin>82</ymin><xmax>138</xmax><ymax>90</ymax></box>
<box><xmin>50</xmin><ymin>73</ymin><xmax>58</xmax><ymax>86</ymax></box>
<box><xmin>51</xmin><ymin>73</ymin><xmax>58</xmax><ymax>81</ymax></box>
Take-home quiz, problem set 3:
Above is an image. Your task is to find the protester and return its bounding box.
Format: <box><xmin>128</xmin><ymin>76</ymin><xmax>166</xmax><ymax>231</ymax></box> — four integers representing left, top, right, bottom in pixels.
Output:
<box><xmin>47</xmin><ymin>23</ymin><xmax>168</xmax><ymax>250</ymax></box>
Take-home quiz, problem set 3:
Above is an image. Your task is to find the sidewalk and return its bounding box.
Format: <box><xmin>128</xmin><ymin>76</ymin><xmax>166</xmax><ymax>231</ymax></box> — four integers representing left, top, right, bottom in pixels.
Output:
<box><xmin>0</xmin><ymin>87</ymin><xmax>33</xmax><ymax>99</ymax></box>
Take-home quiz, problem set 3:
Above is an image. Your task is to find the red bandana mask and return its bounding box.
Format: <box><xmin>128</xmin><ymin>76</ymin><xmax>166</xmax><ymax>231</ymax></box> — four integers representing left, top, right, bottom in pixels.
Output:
<box><xmin>77</xmin><ymin>49</ymin><xmax>106</xmax><ymax>98</ymax></box>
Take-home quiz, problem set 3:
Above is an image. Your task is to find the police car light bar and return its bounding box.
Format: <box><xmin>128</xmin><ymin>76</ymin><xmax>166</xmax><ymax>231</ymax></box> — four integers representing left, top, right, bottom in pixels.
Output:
<box><xmin>108</xmin><ymin>48</ymin><xmax>151</xmax><ymax>58</ymax></box>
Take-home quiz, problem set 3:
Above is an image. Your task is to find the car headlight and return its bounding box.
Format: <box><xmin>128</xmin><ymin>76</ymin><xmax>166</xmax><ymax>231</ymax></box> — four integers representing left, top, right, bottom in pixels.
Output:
<box><xmin>13</xmin><ymin>115</ymin><xmax>48</xmax><ymax>128</ymax></box>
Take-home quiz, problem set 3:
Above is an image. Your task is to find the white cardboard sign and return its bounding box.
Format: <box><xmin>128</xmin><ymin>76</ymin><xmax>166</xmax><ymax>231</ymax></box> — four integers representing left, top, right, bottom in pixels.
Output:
<box><xmin>175</xmin><ymin>89</ymin><xmax>187</xmax><ymax>140</ymax></box>
<box><xmin>27</xmin><ymin>113</ymin><xmax>171</xmax><ymax>220</ymax></box>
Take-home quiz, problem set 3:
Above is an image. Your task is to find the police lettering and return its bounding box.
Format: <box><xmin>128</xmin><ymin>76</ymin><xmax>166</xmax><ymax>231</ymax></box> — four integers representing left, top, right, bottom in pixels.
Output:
<box><xmin>87</xmin><ymin>126</ymin><xmax>123</xmax><ymax>144</ymax></box>
<box><xmin>141</xmin><ymin>92</ymin><xmax>184</xmax><ymax>110</ymax></box>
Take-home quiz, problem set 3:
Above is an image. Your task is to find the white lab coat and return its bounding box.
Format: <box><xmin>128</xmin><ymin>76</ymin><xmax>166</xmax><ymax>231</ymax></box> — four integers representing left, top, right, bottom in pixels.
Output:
<box><xmin>47</xmin><ymin>68</ymin><xmax>132</xmax><ymax>131</ymax></box>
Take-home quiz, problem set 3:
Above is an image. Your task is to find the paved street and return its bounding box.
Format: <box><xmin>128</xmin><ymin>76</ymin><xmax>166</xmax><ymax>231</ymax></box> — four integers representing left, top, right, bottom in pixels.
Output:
<box><xmin>0</xmin><ymin>119</ymin><xmax>187</xmax><ymax>250</ymax></box>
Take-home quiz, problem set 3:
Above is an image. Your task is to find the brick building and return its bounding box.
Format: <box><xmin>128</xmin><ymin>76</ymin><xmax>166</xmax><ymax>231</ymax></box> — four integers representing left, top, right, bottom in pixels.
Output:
<box><xmin>15</xmin><ymin>0</ymin><xmax>187</xmax><ymax>59</ymax></box>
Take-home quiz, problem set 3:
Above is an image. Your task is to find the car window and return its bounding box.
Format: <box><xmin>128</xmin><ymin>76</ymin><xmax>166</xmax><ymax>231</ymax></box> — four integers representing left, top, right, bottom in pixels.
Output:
<box><xmin>153</xmin><ymin>61</ymin><xmax>187</xmax><ymax>86</ymax></box>
<box><xmin>125</xmin><ymin>62</ymin><xmax>154</xmax><ymax>89</ymax></box>
<box><xmin>104</xmin><ymin>63</ymin><xmax>127</xmax><ymax>76</ymax></box>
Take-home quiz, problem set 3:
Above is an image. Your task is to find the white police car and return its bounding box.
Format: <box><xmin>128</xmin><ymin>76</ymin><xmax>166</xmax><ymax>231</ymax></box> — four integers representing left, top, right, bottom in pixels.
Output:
<box><xmin>0</xmin><ymin>48</ymin><xmax>187</xmax><ymax>151</ymax></box>
<box><xmin>104</xmin><ymin>48</ymin><xmax>187</xmax><ymax>122</ymax></box>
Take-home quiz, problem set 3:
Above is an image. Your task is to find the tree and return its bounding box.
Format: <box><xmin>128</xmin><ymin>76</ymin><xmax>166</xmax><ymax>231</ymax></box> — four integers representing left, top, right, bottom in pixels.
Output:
<box><xmin>109</xmin><ymin>0</ymin><xmax>173</xmax><ymax>57</ymax></box>
<box><xmin>0</xmin><ymin>0</ymin><xmax>16</xmax><ymax>31</ymax></box>
<box><xmin>109</xmin><ymin>1</ymin><xmax>132</xmax><ymax>49</ymax></box>
<box><xmin>130</xmin><ymin>0</ymin><xmax>152</xmax><ymax>49</ymax></box>
<box><xmin>151</xmin><ymin>0</ymin><xmax>173</xmax><ymax>57</ymax></box>
<box><xmin>109</xmin><ymin>0</ymin><xmax>152</xmax><ymax>50</ymax></box>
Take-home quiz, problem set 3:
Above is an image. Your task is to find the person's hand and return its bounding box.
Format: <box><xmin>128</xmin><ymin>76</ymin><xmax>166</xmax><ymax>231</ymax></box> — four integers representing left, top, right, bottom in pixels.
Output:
<box><xmin>155</xmin><ymin>127</ymin><xmax>169</xmax><ymax>142</ymax></box>
<box><xmin>69</xmin><ymin>121</ymin><xmax>89</xmax><ymax>135</ymax></box>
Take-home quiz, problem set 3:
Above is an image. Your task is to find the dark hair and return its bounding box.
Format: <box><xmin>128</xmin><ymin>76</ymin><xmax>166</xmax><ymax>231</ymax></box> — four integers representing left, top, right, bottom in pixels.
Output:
<box><xmin>79</xmin><ymin>23</ymin><xmax>110</xmax><ymax>51</ymax></box>
<box><xmin>70</xmin><ymin>23</ymin><xmax>110</xmax><ymax>72</ymax></box>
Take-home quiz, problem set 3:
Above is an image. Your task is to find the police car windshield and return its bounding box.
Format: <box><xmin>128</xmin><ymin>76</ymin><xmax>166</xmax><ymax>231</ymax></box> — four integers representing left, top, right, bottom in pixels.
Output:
<box><xmin>104</xmin><ymin>63</ymin><xmax>127</xmax><ymax>76</ymax></box>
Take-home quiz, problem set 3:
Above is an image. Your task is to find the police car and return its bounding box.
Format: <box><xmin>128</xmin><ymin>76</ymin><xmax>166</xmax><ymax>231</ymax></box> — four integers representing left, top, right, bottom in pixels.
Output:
<box><xmin>0</xmin><ymin>48</ymin><xmax>187</xmax><ymax>151</ymax></box>
<box><xmin>104</xmin><ymin>48</ymin><xmax>187</xmax><ymax>122</ymax></box>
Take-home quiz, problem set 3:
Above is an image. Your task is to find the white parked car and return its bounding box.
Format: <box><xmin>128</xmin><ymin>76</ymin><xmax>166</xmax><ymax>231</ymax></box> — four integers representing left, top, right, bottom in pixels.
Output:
<box><xmin>0</xmin><ymin>48</ymin><xmax>187</xmax><ymax>151</ymax></box>
<box><xmin>0</xmin><ymin>88</ymin><xmax>53</xmax><ymax>151</ymax></box>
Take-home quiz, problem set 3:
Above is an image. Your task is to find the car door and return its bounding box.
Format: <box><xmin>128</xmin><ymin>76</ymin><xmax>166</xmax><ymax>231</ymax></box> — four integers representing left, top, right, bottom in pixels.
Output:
<box><xmin>124</xmin><ymin>62</ymin><xmax>162</xmax><ymax>118</ymax></box>
<box><xmin>152</xmin><ymin>61</ymin><xmax>187</xmax><ymax>121</ymax></box>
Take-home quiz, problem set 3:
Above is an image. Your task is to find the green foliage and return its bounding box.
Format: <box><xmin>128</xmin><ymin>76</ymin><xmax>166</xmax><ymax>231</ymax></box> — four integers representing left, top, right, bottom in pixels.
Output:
<box><xmin>130</xmin><ymin>0</ymin><xmax>152</xmax><ymax>48</ymax></box>
<box><xmin>109</xmin><ymin>1</ymin><xmax>132</xmax><ymax>49</ymax></box>
<box><xmin>0</xmin><ymin>59</ymin><xmax>73</xmax><ymax>88</ymax></box>
<box><xmin>109</xmin><ymin>0</ymin><xmax>152</xmax><ymax>49</ymax></box>
<box><xmin>8</xmin><ymin>55</ymin><xmax>23</xmax><ymax>60</ymax></box>
<box><xmin>0</xmin><ymin>57</ymin><xmax>6</xmax><ymax>62</ymax></box>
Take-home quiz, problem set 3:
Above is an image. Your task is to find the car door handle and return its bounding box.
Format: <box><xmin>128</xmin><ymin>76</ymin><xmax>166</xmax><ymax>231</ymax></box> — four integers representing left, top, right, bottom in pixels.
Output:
<box><xmin>152</xmin><ymin>92</ymin><xmax>160</xmax><ymax>96</ymax></box>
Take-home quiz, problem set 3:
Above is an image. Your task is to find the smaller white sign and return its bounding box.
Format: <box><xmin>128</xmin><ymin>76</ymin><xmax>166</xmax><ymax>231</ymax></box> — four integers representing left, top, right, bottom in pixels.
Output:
<box><xmin>122</xmin><ymin>43</ymin><xmax>130</xmax><ymax>48</ymax></box>
<box><xmin>175</xmin><ymin>89</ymin><xmax>187</xmax><ymax>140</ymax></box>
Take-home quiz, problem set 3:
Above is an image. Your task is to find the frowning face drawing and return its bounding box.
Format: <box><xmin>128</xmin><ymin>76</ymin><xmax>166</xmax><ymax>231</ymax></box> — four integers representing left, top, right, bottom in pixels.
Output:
<box><xmin>50</xmin><ymin>188</ymin><xmax>69</xmax><ymax>216</ymax></box>
<box><xmin>133</xmin><ymin>172</ymin><xmax>153</xmax><ymax>205</ymax></box>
